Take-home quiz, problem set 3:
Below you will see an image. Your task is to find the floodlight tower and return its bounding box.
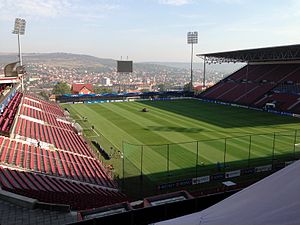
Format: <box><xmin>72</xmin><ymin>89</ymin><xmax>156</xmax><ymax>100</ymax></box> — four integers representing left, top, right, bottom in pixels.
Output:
<box><xmin>187</xmin><ymin>31</ymin><xmax>198</xmax><ymax>92</ymax></box>
<box><xmin>12</xmin><ymin>18</ymin><xmax>26</xmax><ymax>91</ymax></box>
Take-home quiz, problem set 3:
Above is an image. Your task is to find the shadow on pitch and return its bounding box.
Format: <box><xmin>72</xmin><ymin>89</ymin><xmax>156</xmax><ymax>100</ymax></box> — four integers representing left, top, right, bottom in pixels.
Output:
<box><xmin>139</xmin><ymin>100</ymin><xmax>300</xmax><ymax>128</ymax></box>
<box><xmin>119</xmin><ymin>152</ymin><xmax>300</xmax><ymax>200</ymax></box>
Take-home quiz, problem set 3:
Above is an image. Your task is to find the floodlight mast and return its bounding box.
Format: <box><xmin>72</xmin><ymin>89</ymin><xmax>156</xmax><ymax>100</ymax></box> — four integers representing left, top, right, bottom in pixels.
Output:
<box><xmin>187</xmin><ymin>32</ymin><xmax>198</xmax><ymax>92</ymax></box>
<box><xmin>12</xmin><ymin>18</ymin><xmax>26</xmax><ymax>91</ymax></box>
<box><xmin>203</xmin><ymin>55</ymin><xmax>206</xmax><ymax>88</ymax></box>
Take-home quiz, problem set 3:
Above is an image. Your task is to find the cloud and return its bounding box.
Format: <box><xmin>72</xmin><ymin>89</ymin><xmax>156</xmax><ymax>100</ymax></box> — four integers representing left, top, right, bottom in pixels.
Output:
<box><xmin>170</xmin><ymin>22</ymin><xmax>216</xmax><ymax>28</ymax></box>
<box><xmin>158</xmin><ymin>0</ymin><xmax>245</xmax><ymax>6</ymax></box>
<box><xmin>179</xmin><ymin>13</ymin><xmax>204</xmax><ymax>19</ymax></box>
<box><xmin>211</xmin><ymin>0</ymin><xmax>244</xmax><ymax>3</ymax></box>
<box><xmin>0</xmin><ymin>0</ymin><xmax>69</xmax><ymax>19</ymax></box>
<box><xmin>66</xmin><ymin>2</ymin><xmax>119</xmax><ymax>22</ymax></box>
<box><xmin>159</xmin><ymin>0</ymin><xmax>191</xmax><ymax>6</ymax></box>
<box><xmin>0</xmin><ymin>0</ymin><xmax>119</xmax><ymax>21</ymax></box>
<box><xmin>274</xmin><ymin>0</ymin><xmax>300</xmax><ymax>19</ymax></box>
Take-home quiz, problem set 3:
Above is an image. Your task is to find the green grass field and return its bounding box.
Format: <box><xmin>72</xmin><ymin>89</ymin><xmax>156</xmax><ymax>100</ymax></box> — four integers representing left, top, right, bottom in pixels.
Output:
<box><xmin>63</xmin><ymin>99</ymin><xmax>300</xmax><ymax>184</ymax></box>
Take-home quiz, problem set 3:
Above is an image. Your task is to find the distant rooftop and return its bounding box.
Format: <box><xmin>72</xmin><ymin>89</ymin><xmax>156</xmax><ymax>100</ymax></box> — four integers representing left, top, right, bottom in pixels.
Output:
<box><xmin>71</xmin><ymin>83</ymin><xmax>93</xmax><ymax>94</ymax></box>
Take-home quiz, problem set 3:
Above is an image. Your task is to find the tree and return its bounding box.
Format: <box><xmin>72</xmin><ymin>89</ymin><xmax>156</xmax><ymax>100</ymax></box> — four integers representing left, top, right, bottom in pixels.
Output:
<box><xmin>157</xmin><ymin>83</ymin><xmax>166</xmax><ymax>92</ymax></box>
<box><xmin>184</xmin><ymin>82</ymin><xmax>193</xmax><ymax>92</ymax></box>
<box><xmin>52</xmin><ymin>82</ymin><xmax>71</xmax><ymax>95</ymax></box>
<box><xmin>39</xmin><ymin>91</ymin><xmax>49</xmax><ymax>100</ymax></box>
<box><xmin>139</xmin><ymin>89</ymin><xmax>149</xmax><ymax>93</ymax></box>
<box><xmin>93</xmin><ymin>87</ymin><xmax>113</xmax><ymax>94</ymax></box>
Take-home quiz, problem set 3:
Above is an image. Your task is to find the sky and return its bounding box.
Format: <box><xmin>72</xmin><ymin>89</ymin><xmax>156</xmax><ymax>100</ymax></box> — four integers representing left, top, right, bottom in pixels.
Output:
<box><xmin>1</xmin><ymin>0</ymin><xmax>300</xmax><ymax>62</ymax></box>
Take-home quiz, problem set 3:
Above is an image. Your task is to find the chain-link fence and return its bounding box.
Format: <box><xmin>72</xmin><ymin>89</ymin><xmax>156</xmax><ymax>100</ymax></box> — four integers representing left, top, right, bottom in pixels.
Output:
<box><xmin>121</xmin><ymin>129</ymin><xmax>300</xmax><ymax>197</ymax></box>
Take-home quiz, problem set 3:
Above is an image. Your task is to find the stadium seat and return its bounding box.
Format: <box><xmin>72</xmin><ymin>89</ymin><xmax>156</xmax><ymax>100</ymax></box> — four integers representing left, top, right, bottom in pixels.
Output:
<box><xmin>201</xmin><ymin>63</ymin><xmax>300</xmax><ymax>112</ymax></box>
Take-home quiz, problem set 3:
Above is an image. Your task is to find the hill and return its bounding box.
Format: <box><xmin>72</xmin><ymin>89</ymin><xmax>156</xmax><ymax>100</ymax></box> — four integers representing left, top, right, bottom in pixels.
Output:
<box><xmin>144</xmin><ymin>61</ymin><xmax>242</xmax><ymax>73</ymax></box>
<box><xmin>0</xmin><ymin>52</ymin><xmax>176</xmax><ymax>73</ymax></box>
<box><xmin>0</xmin><ymin>52</ymin><xmax>238</xmax><ymax>73</ymax></box>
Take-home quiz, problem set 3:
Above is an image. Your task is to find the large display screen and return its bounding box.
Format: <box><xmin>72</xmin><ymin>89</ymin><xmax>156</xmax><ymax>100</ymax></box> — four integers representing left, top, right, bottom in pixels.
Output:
<box><xmin>117</xmin><ymin>60</ymin><xmax>133</xmax><ymax>73</ymax></box>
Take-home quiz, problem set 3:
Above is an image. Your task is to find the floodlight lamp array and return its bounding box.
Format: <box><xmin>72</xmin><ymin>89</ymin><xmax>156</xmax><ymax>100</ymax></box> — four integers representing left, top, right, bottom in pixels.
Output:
<box><xmin>187</xmin><ymin>31</ymin><xmax>198</xmax><ymax>44</ymax></box>
<box><xmin>12</xmin><ymin>18</ymin><xmax>26</xmax><ymax>35</ymax></box>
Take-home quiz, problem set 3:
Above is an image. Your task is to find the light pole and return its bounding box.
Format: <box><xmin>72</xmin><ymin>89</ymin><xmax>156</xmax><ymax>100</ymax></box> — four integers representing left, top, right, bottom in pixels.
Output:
<box><xmin>187</xmin><ymin>31</ymin><xmax>198</xmax><ymax>92</ymax></box>
<box><xmin>12</xmin><ymin>18</ymin><xmax>26</xmax><ymax>91</ymax></box>
<box><xmin>203</xmin><ymin>55</ymin><xmax>206</xmax><ymax>88</ymax></box>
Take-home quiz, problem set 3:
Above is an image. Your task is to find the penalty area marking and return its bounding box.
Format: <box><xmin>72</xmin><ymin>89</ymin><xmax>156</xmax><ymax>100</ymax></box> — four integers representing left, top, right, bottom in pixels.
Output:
<box><xmin>83</xmin><ymin>128</ymin><xmax>100</xmax><ymax>137</ymax></box>
<box><xmin>91</xmin><ymin>128</ymin><xmax>100</xmax><ymax>137</ymax></box>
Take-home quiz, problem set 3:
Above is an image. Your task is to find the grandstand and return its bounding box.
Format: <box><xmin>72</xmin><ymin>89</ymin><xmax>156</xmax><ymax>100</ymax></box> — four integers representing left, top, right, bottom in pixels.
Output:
<box><xmin>198</xmin><ymin>44</ymin><xmax>300</xmax><ymax>113</ymax></box>
<box><xmin>0</xmin><ymin>74</ymin><xmax>127</xmax><ymax>211</ymax></box>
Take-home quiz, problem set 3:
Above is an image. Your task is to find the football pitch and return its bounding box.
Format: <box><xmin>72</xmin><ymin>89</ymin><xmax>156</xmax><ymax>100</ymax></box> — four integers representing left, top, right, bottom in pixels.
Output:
<box><xmin>63</xmin><ymin>99</ymin><xmax>300</xmax><ymax>183</ymax></box>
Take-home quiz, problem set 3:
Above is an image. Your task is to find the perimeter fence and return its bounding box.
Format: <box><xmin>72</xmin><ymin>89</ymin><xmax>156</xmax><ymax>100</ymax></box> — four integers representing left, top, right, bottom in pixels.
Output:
<box><xmin>121</xmin><ymin>129</ymin><xmax>300</xmax><ymax>197</ymax></box>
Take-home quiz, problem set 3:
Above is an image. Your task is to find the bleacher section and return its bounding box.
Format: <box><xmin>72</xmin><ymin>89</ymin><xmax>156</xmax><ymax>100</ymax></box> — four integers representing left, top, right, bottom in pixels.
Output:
<box><xmin>254</xmin><ymin>93</ymin><xmax>300</xmax><ymax>113</ymax></box>
<box><xmin>20</xmin><ymin>105</ymin><xmax>73</xmax><ymax>130</ymax></box>
<box><xmin>22</xmin><ymin>96</ymin><xmax>65</xmax><ymax>117</ymax></box>
<box><xmin>0</xmin><ymin>167</ymin><xmax>126</xmax><ymax>210</ymax></box>
<box><xmin>0</xmin><ymin>93</ymin><xmax>127</xmax><ymax>210</ymax></box>
<box><xmin>15</xmin><ymin>118</ymin><xmax>94</xmax><ymax>158</ymax></box>
<box><xmin>201</xmin><ymin>63</ymin><xmax>300</xmax><ymax>113</ymax></box>
<box><xmin>0</xmin><ymin>136</ymin><xmax>114</xmax><ymax>187</ymax></box>
<box><xmin>0</xmin><ymin>92</ymin><xmax>22</xmax><ymax>135</ymax></box>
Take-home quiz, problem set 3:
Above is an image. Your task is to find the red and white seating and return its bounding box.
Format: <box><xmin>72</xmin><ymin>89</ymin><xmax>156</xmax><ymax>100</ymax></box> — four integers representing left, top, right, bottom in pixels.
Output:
<box><xmin>0</xmin><ymin>92</ymin><xmax>22</xmax><ymax>135</ymax></box>
<box><xmin>0</xmin><ymin>92</ymin><xmax>127</xmax><ymax>209</ymax></box>
<box><xmin>0</xmin><ymin>167</ymin><xmax>126</xmax><ymax>210</ymax></box>
<box><xmin>201</xmin><ymin>63</ymin><xmax>300</xmax><ymax>113</ymax></box>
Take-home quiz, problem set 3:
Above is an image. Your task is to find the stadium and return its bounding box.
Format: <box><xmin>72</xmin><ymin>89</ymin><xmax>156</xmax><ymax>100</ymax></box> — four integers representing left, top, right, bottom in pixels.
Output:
<box><xmin>1</xmin><ymin>43</ymin><xmax>300</xmax><ymax>224</ymax></box>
